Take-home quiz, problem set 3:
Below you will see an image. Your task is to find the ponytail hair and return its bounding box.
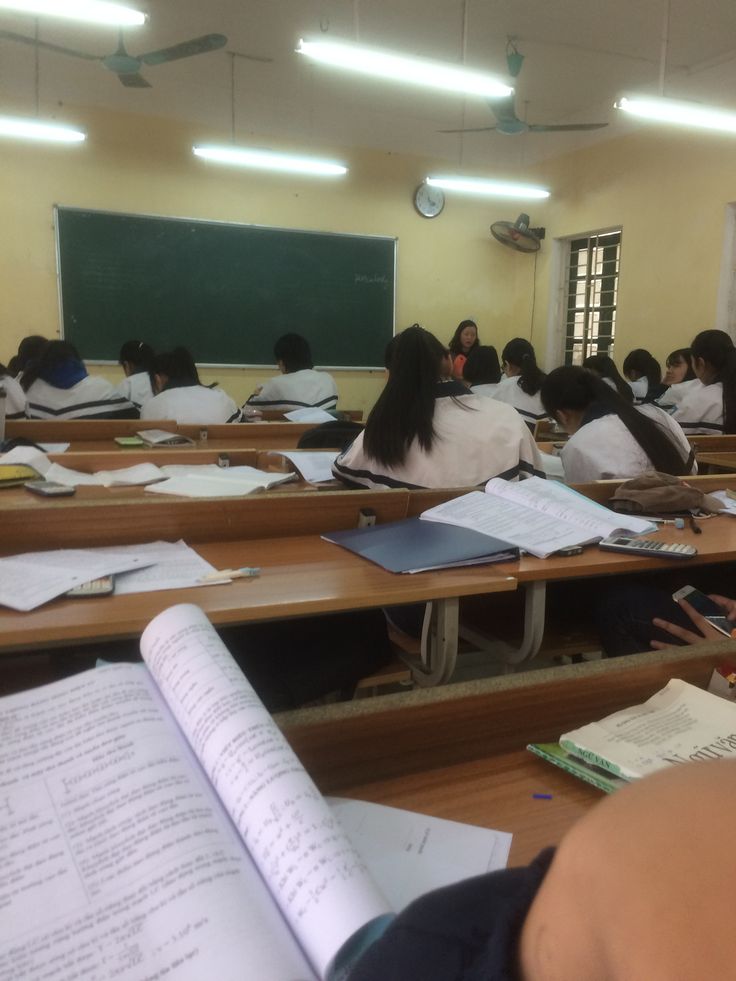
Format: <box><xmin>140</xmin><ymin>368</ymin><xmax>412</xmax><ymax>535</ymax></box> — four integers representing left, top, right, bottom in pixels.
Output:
<box><xmin>502</xmin><ymin>337</ymin><xmax>545</xmax><ymax>396</ymax></box>
<box><xmin>623</xmin><ymin>349</ymin><xmax>662</xmax><ymax>390</ymax></box>
<box><xmin>364</xmin><ymin>325</ymin><xmax>450</xmax><ymax>467</ymax></box>
<box><xmin>541</xmin><ymin>366</ymin><xmax>690</xmax><ymax>476</ymax></box>
<box><xmin>582</xmin><ymin>353</ymin><xmax>633</xmax><ymax>402</ymax></box>
<box><xmin>691</xmin><ymin>329</ymin><xmax>736</xmax><ymax>434</ymax></box>
<box><xmin>119</xmin><ymin>339</ymin><xmax>154</xmax><ymax>373</ymax></box>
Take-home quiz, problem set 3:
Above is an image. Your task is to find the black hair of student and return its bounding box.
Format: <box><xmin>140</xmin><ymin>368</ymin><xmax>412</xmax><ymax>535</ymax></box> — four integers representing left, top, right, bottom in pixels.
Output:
<box><xmin>364</xmin><ymin>325</ymin><xmax>461</xmax><ymax>467</ymax></box>
<box><xmin>119</xmin><ymin>339</ymin><xmax>154</xmax><ymax>373</ymax></box>
<box><xmin>8</xmin><ymin>334</ymin><xmax>48</xmax><ymax>377</ymax></box>
<box><xmin>384</xmin><ymin>334</ymin><xmax>401</xmax><ymax>371</ymax></box>
<box><xmin>151</xmin><ymin>347</ymin><xmax>200</xmax><ymax>390</ymax></box>
<box><xmin>666</xmin><ymin>347</ymin><xmax>696</xmax><ymax>382</ymax></box>
<box><xmin>690</xmin><ymin>329</ymin><xmax>736</xmax><ymax>434</ymax></box>
<box><xmin>622</xmin><ymin>349</ymin><xmax>662</xmax><ymax>388</ymax></box>
<box><xmin>541</xmin><ymin>366</ymin><xmax>690</xmax><ymax>476</ymax></box>
<box><xmin>463</xmin><ymin>345</ymin><xmax>501</xmax><ymax>385</ymax></box>
<box><xmin>502</xmin><ymin>338</ymin><xmax>545</xmax><ymax>396</ymax></box>
<box><xmin>20</xmin><ymin>339</ymin><xmax>81</xmax><ymax>392</ymax></box>
<box><xmin>274</xmin><ymin>333</ymin><xmax>314</xmax><ymax>373</ymax></box>
<box><xmin>582</xmin><ymin>354</ymin><xmax>633</xmax><ymax>402</ymax></box>
<box><xmin>448</xmin><ymin>319</ymin><xmax>479</xmax><ymax>357</ymax></box>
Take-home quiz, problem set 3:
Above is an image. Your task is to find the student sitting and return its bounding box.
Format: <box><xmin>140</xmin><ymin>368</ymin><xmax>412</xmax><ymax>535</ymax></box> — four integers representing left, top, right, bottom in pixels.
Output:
<box><xmin>332</xmin><ymin>325</ymin><xmax>542</xmax><ymax>489</ymax></box>
<box><xmin>656</xmin><ymin>347</ymin><xmax>700</xmax><ymax>411</ymax></box>
<box><xmin>541</xmin><ymin>366</ymin><xmax>694</xmax><ymax>483</ymax></box>
<box><xmin>0</xmin><ymin>363</ymin><xmax>26</xmax><ymax>419</ymax></box>
<box><xmin>115</xmin><ymin>340</ymin><xmax>155</xmax><ymax>410</ymax></box>
<box><xmin>622</xmin><ymin>348</ymin><xmax>667</xmax><ymax>403</ymax></box>
<box><xmin>582</xmin><ymin>353</ymin><xmax>633</xmax><ymax>402</ymax></box>
<box><xmin>462</xmin><ymin>345</ymin><xmax>501</xmax><ymax>397</ymax></box>
<box><xmin>8</xmin><ymin>334</ymin><xmax>48</xmax><ymax>379</ymax></box>
<box><xmin>492</xmin><ymin>338</ymin><xmax>549</xmax><ymax>431</ymax></box>
<box><xmin>672</xmin><ymin>329</ymin><xmax>736</xmax><ymax>434</ymax></box>
<box><xmin>21</xmin><ymin>340</ymin><xmax>137</xmax><ymax>420</ymax></box>
<box><xmin>141</xmin><ymin>348</ymin><xmax>242</xmax><ymax>424</ymax></box>
<box><xmin>245</xmin><ymin>333</ymin><xmax>338</xmax><ymax>412</ymax></box>
<box><xmin>448</xmin><ymin>319</ymin><xmax>479</xmax><ymax>380</ymax></box>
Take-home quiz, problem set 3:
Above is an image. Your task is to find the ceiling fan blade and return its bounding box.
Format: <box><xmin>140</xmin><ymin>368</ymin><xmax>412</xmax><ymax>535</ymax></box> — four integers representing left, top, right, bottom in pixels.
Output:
<box><xmin>119</xmin><ymin>72</ymin><xmax>152</xmax><ymax>88</ymax></box>
<box><xmin>487</xmin><ymin>94</ymin><xmax>522</xmax><ymax>126</ymax></box>
<box><xmin>0</xmin><ymin>29</ymin><xmax>99</xmax><ymax>61</ymax></box>
<box><xmin>528</xmin><ymin>122</ymin><xmax>608</xmax><ymax>132</ymax></box>
<box><xmin>140</xmin><ymin>33</ymin><xmax>227</xmax><ymax>66</ymax></box>
<box><xmin>438</xmin><ymin>126</ymin><xmax>498</xmax><ymax>134</ymax></box>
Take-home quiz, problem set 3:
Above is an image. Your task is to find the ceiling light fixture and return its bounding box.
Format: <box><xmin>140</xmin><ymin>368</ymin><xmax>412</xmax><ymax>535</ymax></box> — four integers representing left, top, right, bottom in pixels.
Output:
<box><xmin>615</xmin><ymin>95</ymin><xmax>736</xmax><ymax>134</ymax></box>
<box><xmin>426</xmin><ymin>176</ymin><xmax>549</xmax><ymax>199</ymax></box>
<box><xmin>0</xmin><ymin>1</ymin><xmax>145</xmax><ymax>26</ymax></box>
<box><xmin>0</xmin><ymin>114</ymin><xmax>85</xmax><ymax>142</ymax></box>
<box><xmin>297</xmin><ymin>37</ymin><xmax>513</xmax><ymax>99</ymax></box>
<box><xmin>193</xmin><ymin>144</ymin><xmax>347</xmax><ymax>177</ymax></box>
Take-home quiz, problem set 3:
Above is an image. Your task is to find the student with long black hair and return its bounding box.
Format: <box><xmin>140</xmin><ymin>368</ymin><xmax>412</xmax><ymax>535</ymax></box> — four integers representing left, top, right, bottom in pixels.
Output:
<box><xmin>622</xmin><ymin>348</ymin><xmax>666</xmax><ymax>403</ymax></box>
<box><xmin>672</xmin><ymin>329</ymin><xmax>736</xmax><ymax>434</ymax></box>
<box><xmin>492</xmin><ymin>338</ymin><xmax>549</xmax><ymax>430</ymax></box>
<box><xmin>115</xmin><ymin>339</ymin><xmax>155</xmax><ymax>410</ymax></box>
<box><xmin>333</xmin><ymin>325</ymin><xmax>542</xmax><ymax>489</ymax></box>
<box><xmin>541</xmin><ymin>366</ymin><xmax>694</xmax><ymax>483</ymax></box>
<box><xmin>141</xmin><ymin>348</ymin><xmax>242</xmax><ymax>423</ymax></box>
<box><xmin>582</xmin><ymin>353</ymin><xmax>633</xmax><ymax>402</ymax></box>
<box><xmin>448</xmin><ymin>319</ymin><xmax>479</xmax><ymax>380</ymax></box>
<box><xmin>21</xmin><ymin>340</ymin><xmax>137</xmax><ymax>419</ymax></box>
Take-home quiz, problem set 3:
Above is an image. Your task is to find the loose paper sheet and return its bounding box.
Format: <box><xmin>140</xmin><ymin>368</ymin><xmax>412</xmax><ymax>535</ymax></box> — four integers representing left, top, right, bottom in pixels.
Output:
<box><xmin>269</xmin><ymin>450</ymin><xmax>339</xmax><ymax>484</ymax></box>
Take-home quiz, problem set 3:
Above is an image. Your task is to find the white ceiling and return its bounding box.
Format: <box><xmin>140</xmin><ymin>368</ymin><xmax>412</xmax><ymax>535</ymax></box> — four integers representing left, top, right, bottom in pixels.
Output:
<box><xmin>2</xmin><ymin>0</ymin><xmax>736</xmax><ymax>170</ymax></box>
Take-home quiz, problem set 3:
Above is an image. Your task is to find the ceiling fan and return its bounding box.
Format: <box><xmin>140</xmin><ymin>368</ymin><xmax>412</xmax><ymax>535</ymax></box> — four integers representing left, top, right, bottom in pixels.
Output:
<box><xmin>440</xmin><ymin>38</ymin><xmax>608</xmax><ymax>136</ymax></box>
<box><xmin>0</xmin><ymin>28</ymin><xmax>229</xmax><ymax>88</ymax></box>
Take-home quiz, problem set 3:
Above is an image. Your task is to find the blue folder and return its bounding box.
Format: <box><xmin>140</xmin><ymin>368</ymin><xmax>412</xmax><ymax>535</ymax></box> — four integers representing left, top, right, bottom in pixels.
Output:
<box><xmin>322</xmin><ymin>517</ymin><xmax>518</xmax><ymax>574</ymax></box>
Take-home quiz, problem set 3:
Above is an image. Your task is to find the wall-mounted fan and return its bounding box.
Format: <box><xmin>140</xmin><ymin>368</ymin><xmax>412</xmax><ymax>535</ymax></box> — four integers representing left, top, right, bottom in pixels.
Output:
<box><xmin>0</xmin><ymin>29</ymin><xmax>228</xmax><ymax>88</ymax></box>
<box><xmin>440</xmin><ymin>39</ymin><xmax>608</xmax><ymax>136</ymax></box>
<box><xmin>491</xmin><ymin>214</ymin><xmax>545</xmax><ymax>253</ymax></box>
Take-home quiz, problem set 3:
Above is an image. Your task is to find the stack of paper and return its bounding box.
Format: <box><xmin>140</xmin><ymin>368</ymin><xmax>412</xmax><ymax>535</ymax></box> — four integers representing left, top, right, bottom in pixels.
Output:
<box><xmin>146</xmin><ymin>465</ymin><xmax>297</xmax><ymax>498</ymax></box>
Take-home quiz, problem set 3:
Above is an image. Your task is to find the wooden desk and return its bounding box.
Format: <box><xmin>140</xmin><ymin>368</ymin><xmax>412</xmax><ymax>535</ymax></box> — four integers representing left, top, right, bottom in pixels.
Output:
<box><xmin>45</xmin><ymin>448</ymin><xmax>259</xmax><ymax>471</ymax></box>
<box><xmin>695</xmin><ymin>452</ymin><xmax>736</xmax><ymax>473</ymax></box>
<box><xmin>280</xmin><ymin>643</ymin><xmax>730</xmax><ymax>863</ymax></box>
<box><xmin>6</xmin><ymin>419</ymin><xmax>176</xmax><ymax>441</ymax></box>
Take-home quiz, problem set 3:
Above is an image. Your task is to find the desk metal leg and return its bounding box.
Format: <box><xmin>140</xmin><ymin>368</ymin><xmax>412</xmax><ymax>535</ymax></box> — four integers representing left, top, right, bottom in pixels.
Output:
<box><xmin>400</xmin><ymin>598</ymin><xmax>459</xmax><ymax>688</ymax></box>
<box><xmin>458</xmin><ymin>581</ymin><xmax>547</xmax><ymax>668</ymax></box>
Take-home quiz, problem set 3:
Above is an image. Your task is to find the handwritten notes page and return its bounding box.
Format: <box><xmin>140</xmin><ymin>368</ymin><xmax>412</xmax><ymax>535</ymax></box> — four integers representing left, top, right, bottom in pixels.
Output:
<box><xmin>421</xmin><ymin>476</ymin><xmax>654</xmax><ymax>558</ymax></box>
<box><xmin>0</xmin><ymin>663</ymin><xmax>315</xmax><ymax>981</ymax></box>
<box><xmin>140</xmin><ymin>604</ymin><xmax>391</xmax><ymax>979</ymax></box>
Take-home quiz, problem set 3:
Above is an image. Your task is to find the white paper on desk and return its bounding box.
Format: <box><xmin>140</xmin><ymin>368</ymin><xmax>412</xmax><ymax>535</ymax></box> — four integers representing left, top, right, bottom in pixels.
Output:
<box><xmin>284</xmin><ymin>407</ymin><xmax>336</xmax><ymax>423</ymax></box>
<box><xmin>329</xmin><ymin>798</ymin><xmax>511</xmax><ymax>911</ymax></box>
<box><xmin>708</xmin><ymin>491</ymin><xmax>736</xmax><ymax>514</ymax></box>
<box><xmin>42</xmin><ymin>462</ymin><xmax>166</xmax><ymax>487</ymax></box>
<box><xmin>160</xmin><ymin>464</ymin><xmax>296</xmax><ymax>488</ymax></box>
<box><xmin>0</xmin><ymin>446</ymin><xmax>51</xmax><ymax>473</ymax></box>
<box><xmin>102</xmin><ymin>540</ymin><xmax>218</xmax><ymax>594</ymax></box>
<box><xmin>44</xmin><ymin>462</ymin><xmax>103</xmax><ymax>486</ymax></box>
<box><xmin>0</xmin><ymin>548</ymin><xmax>153</xmax><ymax>611</ymax></box>
<box><xmin>269</xmin><ymin>450</ymin><xmax>338</xmax><ymax>483</ymax></box>
<box><xmin>38</xmin><ymin>441</ymin><xmax>70</xmax><ymax>453</ymax></box>
<box><xmin>145</xmin><ymin>475</ymin><xmax>267</xmax><ymax>498</ymax></box>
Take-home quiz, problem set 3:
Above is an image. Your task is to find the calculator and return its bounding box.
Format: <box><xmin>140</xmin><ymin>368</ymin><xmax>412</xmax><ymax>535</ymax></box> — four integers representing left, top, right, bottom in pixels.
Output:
<box><xmin>598</xmin><ymin>536</ymin><xmax>697</xmax><ymax>558</ymax></box>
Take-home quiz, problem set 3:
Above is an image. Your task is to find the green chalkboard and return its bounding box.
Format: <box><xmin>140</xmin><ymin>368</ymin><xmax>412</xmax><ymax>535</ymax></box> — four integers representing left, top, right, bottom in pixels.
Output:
<box><xmin>55</xmin><ymin>207</ymin><xmax>396</xmax><ymax>368</ymax></box>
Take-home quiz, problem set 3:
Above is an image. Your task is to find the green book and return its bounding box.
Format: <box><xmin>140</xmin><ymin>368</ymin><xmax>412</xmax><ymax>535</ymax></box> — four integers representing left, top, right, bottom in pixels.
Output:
<box><xmin>114</xmin><ymin>435</ymin><xmax>145</xmax><ymax>447</ymax></box>
<box><xmin>527</xmin><ymin>742</ymin><xmax>629</xmax><ymax>794</ymax></box>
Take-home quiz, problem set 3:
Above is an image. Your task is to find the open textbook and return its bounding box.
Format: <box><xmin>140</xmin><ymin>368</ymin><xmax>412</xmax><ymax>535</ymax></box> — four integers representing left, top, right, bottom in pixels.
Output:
<box><xmin>0</xmin><ymin>604</ymin><xmax>511</xmax><ymax>981</ymax></box>
<box><xmin>421</xmin><ymin>475</ymin><xmax>654</xmax><ymax>558</ymax></box>
<box><xmin>530</xmin><ymin>679</ymin><xmax>736</xmax><ymax>784</ymax></box>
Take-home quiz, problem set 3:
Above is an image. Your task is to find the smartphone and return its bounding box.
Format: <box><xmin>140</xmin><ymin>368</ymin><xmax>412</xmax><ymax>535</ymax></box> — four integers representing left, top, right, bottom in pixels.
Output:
<box><xmin>672</xmin><ymin>586</ymin><xmax>735</xmax><ymax>638</ymax></box>
<box><xmin>66</xmin><ymin>575</ymin><xmax>114</xmax><ymax>598</ymax></box>
<box><xmin>25</xmin><ymin>480</ymin><xmax>77</xmax><ymax>497</ymax></box>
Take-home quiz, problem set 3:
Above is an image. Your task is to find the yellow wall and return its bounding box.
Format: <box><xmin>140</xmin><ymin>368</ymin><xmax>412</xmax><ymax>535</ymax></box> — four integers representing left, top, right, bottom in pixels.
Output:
<box><xmin>3</xmin><ymin>104</ymin><xmax>736</xmax><ymax>414</ymax></box>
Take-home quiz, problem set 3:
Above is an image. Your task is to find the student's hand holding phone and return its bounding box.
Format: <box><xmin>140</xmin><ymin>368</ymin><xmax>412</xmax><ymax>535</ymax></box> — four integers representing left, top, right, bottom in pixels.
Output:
<box><xmin>652</xmin><ymin>594</ymin><xmax>736</xmax><ymax>648</ymax></box>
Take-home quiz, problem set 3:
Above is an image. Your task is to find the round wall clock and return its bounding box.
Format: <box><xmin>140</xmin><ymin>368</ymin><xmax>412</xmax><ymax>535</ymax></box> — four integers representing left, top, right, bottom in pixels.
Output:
<box><xmin>413</xmin><ymin>182</ymin><xmax>445</xmax><ymax>218</ymax></box>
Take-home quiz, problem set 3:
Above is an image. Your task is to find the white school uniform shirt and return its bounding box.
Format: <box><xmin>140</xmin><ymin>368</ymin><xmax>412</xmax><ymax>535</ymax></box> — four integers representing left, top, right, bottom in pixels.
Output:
<box><xmin>141</xmin><ymin>385</ymin><xmax>242</xmax><ymax>424</ymax></box>
<box><xmin>470</xmin><ymin>382</ymin><xmax>501</xmax><ymax>398</ymax></box>
<box><xmin>671</xmin><ymin>380</ymin><xmax>724</xmax><ymax>434</ymax></box>
<box><xmin>560</xmin><ymin>404</ymin><xmax>696</xmax><ymax>483</ymax></box>
<box><xmin>115</xmin><ymin>370</ymin><xmax>153</xmax><ymax>410</ymax></box>
<box><xmin>491</xmin><ymin>375</ymin><xmax>549</xmax><ymax>429</ymax></box>
<box><xmin>1</xmin><ymin>374</ymin><xmax>26</xmax><ymax>419</ymax></box>
<box><xmin>656</xmin><ymin>377</ymin><xmax>701</xmax><ymax>410</ymax></box>
<box><xmin>24</xmin><ymin>376</ymin><xmax>135</xmax><ymax>420</ymax></box>
<box><xmin>246</xmin><ymin>368</ymin><xmax>338</xmax><ymax>412</ymax></box>
<box><xmin>332</xmin><ymin>384</ymin><xmax>544</xmax><ymax>490</ymax></box>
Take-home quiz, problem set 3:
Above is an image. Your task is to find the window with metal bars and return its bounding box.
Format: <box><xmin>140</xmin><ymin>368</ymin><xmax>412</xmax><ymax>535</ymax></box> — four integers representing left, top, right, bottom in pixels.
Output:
<box><xmin>564</xmin><ymin>230</ymin><xmax>621</xmax><ymax>365</ymax></box>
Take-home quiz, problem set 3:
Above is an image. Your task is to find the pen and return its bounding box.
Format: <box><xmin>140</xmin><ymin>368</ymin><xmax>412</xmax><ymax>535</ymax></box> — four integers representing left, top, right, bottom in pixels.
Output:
<box><xmin>689</xmin><ymin>515</ymin><xmax>702</xmax><ymax>535</ymax></box>
<box><xmin>200</xmin><ymin>567</ymin><xmax>261</xmax><ymax>582</ymax></box>
<box><xmin>639</xmin><ymin>516</ymin><xmax>686</xmax><ymax>529</ymax></box>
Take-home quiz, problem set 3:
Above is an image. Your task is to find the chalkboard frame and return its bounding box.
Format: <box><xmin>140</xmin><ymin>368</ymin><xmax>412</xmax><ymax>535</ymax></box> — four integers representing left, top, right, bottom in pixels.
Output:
<box><xmin>54</xmin><ymin>205</ymin><xmax>397</xmax><ymax>370</ymax></box>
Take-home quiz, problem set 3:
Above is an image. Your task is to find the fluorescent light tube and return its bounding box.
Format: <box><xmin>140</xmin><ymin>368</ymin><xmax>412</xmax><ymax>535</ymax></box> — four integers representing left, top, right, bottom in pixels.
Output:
<box><xmin>193</xmin><ymin>144</ymin><xmax>347</xmax><ymax>177</ymax></box>
<box><xmin>0</xmin><ymin>1</ymin><xmax>146</xmax><ymax>26</ymax></box>
<box><xmin>0</xmin><ymin>115</ymin><xmax>86</xmax><ymax>143</ymax></box>
<box><xmin>426</xmin><ymin>176</ymin><xmax>550</xmax><ymax>199</ymax></box>
<box><xmin>616</xmin><ymin>95</ymin><xmax>736</xmax><ymax>134</ymax></box>
<box><xmin>297</xmin><ymin>37</ymin><xmax>513</xmax><ymax>100</ymax></box>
